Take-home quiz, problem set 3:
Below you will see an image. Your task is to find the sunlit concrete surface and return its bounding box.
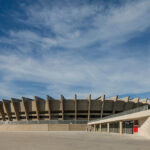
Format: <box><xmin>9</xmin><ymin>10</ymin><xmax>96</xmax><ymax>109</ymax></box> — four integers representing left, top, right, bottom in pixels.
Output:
<box><xmin>0</xmin><ymin>131</ymin><xmax>149</xmax><ymax>150</ymax></box>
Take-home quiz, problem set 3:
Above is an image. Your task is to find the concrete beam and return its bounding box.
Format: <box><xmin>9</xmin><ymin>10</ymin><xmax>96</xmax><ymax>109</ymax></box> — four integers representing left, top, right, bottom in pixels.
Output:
<box><xmin>22</xmin><ymin>97</ymin><xmax>33</xmax><ymax>120</ymax></box>
<box><xmin>2</xmin><ymin>99</ymin><xmax>12</xmax><ymax>121</ymax></box>
<box><xmin>60</xmin><ymin>95</ymin><xmax>64</xmax><ymax>120</ymax></box>
<box><xmin>140</xmin><ymin>98</ymin><xmax>147</xmax><ymax>104</ymax></box>
<box><xmin>88</xmin><ymin>94</ymin><xmax>91</xmax><ymax>121</ymax></box>
<box><xmin>118</xmin><ymin>96</ymin><xmax>129</xmax><ymax>102</ymax></box>
<box><xmin>0</xmin><ymin>101</ymin><xmax>5</xmax><ymax>121</ymax></box>
<box><xmin>108</xmin><ymin>96</ymin><xmax>118</xmax><ymax>101</ymax></box>
<box><xmin>34</xmin><ymin>96</ymin><xmax>40</xmax><ymax>120</ymax></box>
<box><xmin>95</xmin><ymin>96</ymin><xmax>102</xmax><ymax>100</ymax></box>
<box><xmin>119</xmin><ymin>96</ymin><xmax>129</xmax><ymax>111</ymax></box>
<box><xmin>2</xmin><ymin>99</ymin><xmax>11</xmax><ymax>121</ymax></box>
<box><xmin>131</xmin><ymin>98</ymin><xmax>139</xmax><ymax>108</ymax></box>
<box><xmin>131</xmin><ymin>97</ymin><xmax>139</xmax><ymax>103</ymax></box>
<box><xmin>74</xmin><ymin>94</ymin><xmax>77</xmax><ymax>120</ymax></box>
<box><xmin>100</xmin><ymin>95</ymin><xmax>105</xmax><ymax>118</ymax></box>
<box><xmin>11</xmin><ymin>98</ymin><xmax>21</xmax><ymax>121</ymax></box>
<box><xmin>88</xmin><ymin>109</ymin><xmax>150</xmax><ymax>125</ymax></box>
<box><xmin>112</xmin><ymin>96</ymin><xmax>118</xmax><ymax>114</ymax></box>
<box><xmin>46</xmin><ymin>95</ymin><xmax>53</xmax><ymax>120</ymax></box>
<box><xmin>34</xmin><ymin>96</ymin><xmax>45</xmax><ymax>120</ymax></box>
<box><xmin>147</xmin><ymin>100</ymin><xmax>150</xmax><ymax>105</ymax></box>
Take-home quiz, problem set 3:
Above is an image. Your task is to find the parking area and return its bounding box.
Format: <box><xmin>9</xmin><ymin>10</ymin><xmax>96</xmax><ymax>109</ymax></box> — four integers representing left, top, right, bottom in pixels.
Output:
<box><xmin>0</xmin><ymin>131</ymin><xmax>149</xmax><ymax>150</ymax></box>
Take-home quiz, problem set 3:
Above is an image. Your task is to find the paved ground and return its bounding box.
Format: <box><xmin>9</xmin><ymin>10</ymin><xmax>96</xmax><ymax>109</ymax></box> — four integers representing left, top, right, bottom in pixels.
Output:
<box><xmin>0</xmin><ymin>131</ymin><xmax>149</xmax><ymax>150</ymax></box>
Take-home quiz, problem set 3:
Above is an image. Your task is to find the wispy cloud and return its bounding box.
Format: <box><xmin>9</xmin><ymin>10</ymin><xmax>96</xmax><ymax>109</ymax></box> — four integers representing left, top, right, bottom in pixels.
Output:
<box><xmin>19</xmin><ymin>0</ymin><xmax>150</xmax><ymax>49</ymax></box>
<box><xmin>0</xmin><ymin>0</ymin><xmax>150</xmax><ymax>99</ymax></box>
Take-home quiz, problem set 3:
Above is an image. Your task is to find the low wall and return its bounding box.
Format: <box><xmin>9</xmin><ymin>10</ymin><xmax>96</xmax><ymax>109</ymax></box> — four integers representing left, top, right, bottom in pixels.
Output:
<box><xmin>0</xmin><ymin>124</ymin><xmax>87</xmax><ymax>131</ymax></box>
<box><xmin>0</xmin><ymin>120</ymin><xmax>88</xmax><ymax>125</ymax></box>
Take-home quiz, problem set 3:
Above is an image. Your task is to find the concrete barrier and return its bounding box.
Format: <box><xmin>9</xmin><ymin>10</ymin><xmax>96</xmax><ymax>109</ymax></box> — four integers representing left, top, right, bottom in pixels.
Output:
<box><xmin>0</xmin><ymin>124</ymin><xmax>87</xmax><ymax>131</ymax></box>
<box><xmin>48</xmin><ymin>124</ymin><xmax>68</xmax><ymax>131</ymax></box>
<box><xmin>0</xmin><ymin>124</ymin><xmax>48</xmax><ymax>131</ymax></box>
<box><xmin>69</xmin><ymin>124</ymin><xmax>87</xmax><ymax>131</ymax></box>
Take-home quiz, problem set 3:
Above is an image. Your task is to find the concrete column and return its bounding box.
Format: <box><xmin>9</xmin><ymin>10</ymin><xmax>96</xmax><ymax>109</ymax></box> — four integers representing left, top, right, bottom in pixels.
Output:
<box><xmin>99</xmin><ymin>123</ymin><xmax>102</xmax><ymax>132</ymax></box>
<box><xmin>34</xmin><ymin>96</ymin><xmax>40</xmax><ymax>120</ymax></box>
<box><xmin>46</xmin><ymin>95</ymin><xmax>52</xmax><ymax>120</ymax></box>
<box><xmin>74</xmin><ymin>94</ymin><xmax>77</xmax><ymax>120</ymax></box>
<box><xmin>11</xmin><ymin>98</ymin><xmax>20</xmax><ymax>121</ymax></box>
<box><xmin>2</xmin><ymin>100</ymin><xmax>11</xmax><ymax>121</ymax></box>
<box><xmin>60</xmin><ymin>95</ymin><xmax>64</xmax><ymax>120</ymax></box>
<box><xmin>101</xmin><ymin>95</ymin><xmax>105</xmax><ymax>118</ymax></box>
<box><xmin>88</xmin><ymin>94</ymin><xmax>91</xmax><ymax>121</ymax></box>
<box><xmin>94</xmin><ymin>124</ymin><xmax>96</xmax><ymax>132</ymax></box>
<box><xmin>0</xmin><ymin>101</ymin><xmax>5</xmax><ymax>121</ymax></box>
<box><xmin>131</xmin><ymin>97</ymin><xmax>139</xmax><ymax>109</ymax></box>
<box><xmin>22</xmin><ymin>97</ymin><xmax>33</xmax><ymax>121</ymax></box>
<box><xmin>107</xmin><ymin>123</ymin><xmax>110</xmax><ymax>133</ymax></box>
<box><xmin>119</xmin><ymin>121</ymin><xmax>123</xmax><ymax>134</ymax></box>
<box><xmin>112</xmin><ymin>96</ymin><xmax>118</xmax><ymax>114</ymax></box>
<box><xmin>119</xmin><ymin>96</ymin><xmax>129</xmax><ymax>111</ymax></box>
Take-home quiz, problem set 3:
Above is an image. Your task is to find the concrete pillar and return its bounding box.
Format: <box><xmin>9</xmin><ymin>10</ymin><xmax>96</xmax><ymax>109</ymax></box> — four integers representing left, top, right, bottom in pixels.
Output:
<box><xmin>119</xmin><ymin>121</ymin><xmax>123</xmax><ymax>134</ymax></box>
<box><xmin>0</xmin><ymin>102</ymin><xmax>5</xmax><ymax>121</ymax></box>
<box><xmin>46</xmin><ymin>95</ymin><xmax>52</xmax><ymax>120</ymax></box>
<box><xmin>60</xmin><ymin>95</ymin><xmax>64</xmax><ymax>120</ymax></box>
<box><xmin>2</xmin><ymin>100</ymin><xmax>11</xmax><ymax>121</ymax></box>
<box><xmin>120</xmin><ymin>96</ymin><xmax>129</xmax><ymax>111</ymax></box>
<box><xmin>99</xmin><ymin>123</ymin><xmax>102</xmax><ymax>132</ymax></box>
<box><xmin>94</xmin><ymin>124</ymin><xmax>96</xmax><ymax>132</ymax></box>
<box><xmin>101</xmin><ymin>95</ymin><xmax>105</xmax><ymax>118</ymax></box>
<box><xmin>112</xmin><ymin>96</ymin><xmax>118</xmax><ymax>114</ymax></box>
<box><xmin>34</xmin><ymin>96</ymin><xmax>41</xmax><ymax>120</ymax></box>
<box><xmin>11</xmin><ymin>98</ymin><xmax>20</xmax><ymax>121</ymax></box>
<box><xmin>22</xmin><ymin>97</ymin><xmax>33</xmax><ymax>121</ymax></box>
<box><xmin>107</xmin><ymin>123</ymin><xmax>110</xmax><ymax>133</ymax></box>
<box><xmin>131</xmin><ymin>98</ymin><xmax>139</xmax><ymax>108</ymax></box>
<box><xmin>88</xmin><ymin>94</ymin><xmax>91</xmax><ymax>121</ymax></box>
<box><xmin>74</xmin><ymin>94</ymin><xmax>77</xmax><ymax>120</ymax></box>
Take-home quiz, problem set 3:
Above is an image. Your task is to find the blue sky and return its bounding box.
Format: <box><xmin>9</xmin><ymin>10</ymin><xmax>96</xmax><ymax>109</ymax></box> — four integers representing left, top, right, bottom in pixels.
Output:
<box><xmin>0</xmin><ymin>0</ymin><xmax>150</xmax><ymax>99</ymax></box>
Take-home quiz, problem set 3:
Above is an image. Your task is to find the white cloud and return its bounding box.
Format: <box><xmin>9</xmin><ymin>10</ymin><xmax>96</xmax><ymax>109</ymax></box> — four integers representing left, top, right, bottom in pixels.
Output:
<box><xmin>1</xmin><ymin>0</ymin><xmax>150</xmax><ymax>99</ymax></box>
<box><xmin>19</xmin><ymin>0</ymin><xmax>150</xmax><ymax>49</ymax></box>
<box><xmin>0</xmin><ymin>51</ymin><xmax>150</xmax><ymax>99</ymax></box>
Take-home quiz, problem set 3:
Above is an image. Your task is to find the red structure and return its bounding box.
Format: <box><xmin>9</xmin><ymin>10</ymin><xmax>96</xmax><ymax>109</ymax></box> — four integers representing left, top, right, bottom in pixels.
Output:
<box><xmin>133</xmin><ymin>125</ymin><xmax>138</xmax><ymax>133</ymax></box>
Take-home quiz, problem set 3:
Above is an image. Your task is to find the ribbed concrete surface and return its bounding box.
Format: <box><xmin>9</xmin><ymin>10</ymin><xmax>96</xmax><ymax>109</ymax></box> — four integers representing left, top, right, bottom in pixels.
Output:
<box><xmin>0</xmin><ymin>131</ymin><xmax>149</xmax><ymax>150</ymax></box>
<box><xmin>0</xmin><ymin>95</ymin><xmax>148</xmax><ymax>121</ymax></box>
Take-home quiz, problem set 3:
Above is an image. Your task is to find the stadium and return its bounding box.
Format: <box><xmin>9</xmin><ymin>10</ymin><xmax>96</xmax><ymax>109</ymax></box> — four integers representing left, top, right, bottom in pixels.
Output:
<box><xmin>0</xmin><ymin>95</ymin><xmax>148</xmax><ymax>122</ymax></box>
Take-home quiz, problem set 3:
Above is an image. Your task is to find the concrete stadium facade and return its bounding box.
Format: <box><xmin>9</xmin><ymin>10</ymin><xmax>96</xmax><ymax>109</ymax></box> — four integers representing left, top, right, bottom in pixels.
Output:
<box><xmin>0</xmin><ymin>95</ymin><xmax>149</xmax><ymax>122</ymax></box>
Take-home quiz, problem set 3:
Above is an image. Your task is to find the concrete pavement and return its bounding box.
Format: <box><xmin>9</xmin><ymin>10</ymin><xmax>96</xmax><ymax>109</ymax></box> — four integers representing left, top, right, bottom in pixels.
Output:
<box><xmin>0</xmin><ymin>131</ymin><xmax>149</xmax><ymax>150</ymax></box>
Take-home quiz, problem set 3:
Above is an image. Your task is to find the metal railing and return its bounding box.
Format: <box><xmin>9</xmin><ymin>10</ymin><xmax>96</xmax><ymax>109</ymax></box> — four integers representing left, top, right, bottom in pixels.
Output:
<box><xmin>89</xmin><ymin>105</ymin><xmax>149</xmax><ymax>123</ymax></box>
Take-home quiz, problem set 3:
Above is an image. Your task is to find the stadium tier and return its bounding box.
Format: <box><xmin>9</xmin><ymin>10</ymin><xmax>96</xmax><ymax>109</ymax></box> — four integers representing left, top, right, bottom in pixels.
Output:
<box><xmin>0</xmin><ymin>95</ymin><xmax>149</xmax><ymax>121</ymax></box>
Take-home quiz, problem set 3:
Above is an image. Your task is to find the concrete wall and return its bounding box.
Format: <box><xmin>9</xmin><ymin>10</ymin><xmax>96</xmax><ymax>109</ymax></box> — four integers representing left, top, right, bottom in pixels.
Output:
<box><xmin>48</xmin><ymin>124</ymin><xmax>68</xmax><ymax>131</ymax></box>
<box><xmin>138</xmin><ymin>116</ymin><xmax>150</xmax><ymax>137</ymax></box>
<box><xmin>0</xmin><ymin>124</ymin><xmax>87</xmax><ymax>131</ymax></box>
<box><xmin>0</xmin><ymin>124</ymin><xmax>48</xmax><ymax>131</ymax></box>
<box><xmin>69</xmin><ymin>124</ymin><xmax>87</xmax><ymax>131</ymax></box>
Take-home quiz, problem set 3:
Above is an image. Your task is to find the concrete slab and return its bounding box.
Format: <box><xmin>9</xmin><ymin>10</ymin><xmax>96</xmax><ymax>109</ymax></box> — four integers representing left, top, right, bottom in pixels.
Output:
<box><xmin>0</xmin><ymin>131</ymin><xmax>149</xmax><ymax>150</ymax></box>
